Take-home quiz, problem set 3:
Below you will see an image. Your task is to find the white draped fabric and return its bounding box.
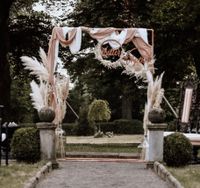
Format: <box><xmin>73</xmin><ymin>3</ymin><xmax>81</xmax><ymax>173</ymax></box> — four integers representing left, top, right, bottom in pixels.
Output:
<box><xmin>49</xmin><ymin>27</ymin><xmax>152</xmax><ymax>68</ymax></box>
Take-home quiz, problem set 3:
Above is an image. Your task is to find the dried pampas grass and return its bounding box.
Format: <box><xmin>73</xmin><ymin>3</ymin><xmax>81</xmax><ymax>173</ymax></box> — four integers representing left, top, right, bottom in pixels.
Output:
<box><xmin>21</xmin><ymin>48</ymin><xmax>70</xmax><ymax>124</ymax></box>
<box><xmin>21</xmin><ymin>56</ymin><xmax>49</xmax><ymax>81</ymax></box>
<box><xmin>30</xmin><ymin>80</ymin><xmax>48</xmax><ymax>111</ymax></box>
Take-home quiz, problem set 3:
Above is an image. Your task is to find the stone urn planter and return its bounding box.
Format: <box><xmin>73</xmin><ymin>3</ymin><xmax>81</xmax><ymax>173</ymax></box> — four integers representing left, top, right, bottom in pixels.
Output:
<box><xmin>38</xmin><ymin>107</ymin><xmax>55</xmax><ymax>122</ymax></box>
<box><xmin>148</xmin><ymin>108</ymin><xmax>165</xmax><ymax>123</ymax></box>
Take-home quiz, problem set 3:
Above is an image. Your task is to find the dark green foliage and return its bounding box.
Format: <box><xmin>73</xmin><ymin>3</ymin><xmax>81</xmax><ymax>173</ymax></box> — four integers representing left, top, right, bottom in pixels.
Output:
<box><xmin>166</xmin><ymin>120</ymin><xmax>177</xmax><ymax>131</ymax></box>
<box><xmin>0</xmin><ymin>0</ymin><xmax>13</xmax><ymax>121</ymax></box>
<box><xmin>18</xmin><ymin>123</ymin><xmax>36</xmax><ymax>127</ymax></box>
<box><xmin>62</xmin><ymin>123</ymin><xmax>94</xmax><ymax>136</ymax></box>
<box><xmin>0</xmin><ymin>0</ymin><xmax>52</xmax><ymax>122</ymax></box>
<box><xmin>88</xmin><ymin>99</ymin><xmax>111</xmax><ymax>123</ymax></box>
<box><xmin>11</xmin><ymin>127</ymin><xmax>40</xmax><ymax>163</ymax></box>
<box><xmin>9</xmin><ymin>10</ymin><xmax>52</xmax><ymax>123</ymax></box>
<box><xmin>10</xmin><ymin>77</ymin><xmax>34</xmax><ymax>123</ymax></box>
<box><xmin>100</xmin><ymin>119</ymin><xmax>143</xmax><ymax>134</ymax></box>
<box><xmin>77</xmin><ymin>106</ymin><xmax>93</xmax><ymax>136</ymax></box>
<box><xmin>97</xmin><ymin>122</ymin><xmax>115</xmax><ymax>133</ymax></box>
<box><xmin>65</xmin><ymin>0</ymin><xmax>147</xmax><ymax>121</ymax></box>
<box><xmin>164</xmin><ymin>133</ymin><xmax>192</xmax><ymax>167</ymax></box>
<box><xmin>62</xmin><ymin>119</ymin><xmax>143</xmax><ymax>135</ymax></box>
<box><xmin>88</xmin><ymin>99</ymin><xmax>111</xmax><ymax>132</ymax></box>
<box><xmin>77</xmin><ymin>124</ymin><xmax>94</xmax><ymax>136</ymax></box>
<box><xmin>114</xmin><ymin>119</ymin><xmax>143</xmax><ymax>134</ymax></box>
<box><xmin>150</xmin><ymin>0</ymin><xmax>200</xmax><ymax>82</ymax></box>
<box><xmin>62</xmin><ymin>123</ymin><xmax>79</xmax><ymax>136</ymax></box>
<box><xmin>68</xmin><ymin>0</ymin><xmax>137</xmax><ymax>27</ymax></box>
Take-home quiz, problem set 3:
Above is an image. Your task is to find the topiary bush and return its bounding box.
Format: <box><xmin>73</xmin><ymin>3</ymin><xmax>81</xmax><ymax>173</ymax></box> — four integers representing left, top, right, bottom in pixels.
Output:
<box><xmin>164</xmin><ymin>132</ymin><xmax>192</xmax><ymax>167</ymax></box>
<box><xmin>11</xmin><ymin>127</ymin><xmax>40</xmax><ymax>163</ymax></box>
<box><xmin>88</xmin><ymin>99</ymin><xmax>111</xmax><ymax>132</ymax></box>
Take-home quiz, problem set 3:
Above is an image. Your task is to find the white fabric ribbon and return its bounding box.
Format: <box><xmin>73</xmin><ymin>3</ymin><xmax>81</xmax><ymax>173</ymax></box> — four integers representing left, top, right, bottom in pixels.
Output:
<box><xmin>99</xmin><ymin>29</ymin><xmax>127</xmax><ymax>49</ymax></box>
<box><xmin>62</xmin><ymin>27</ymin><xmax>82</xmax><ymax>54</ymax></box>
<box><xmin>137</xmin><ymin>28</ymin><xmax>148</xmax><ymax>44</ymax></box>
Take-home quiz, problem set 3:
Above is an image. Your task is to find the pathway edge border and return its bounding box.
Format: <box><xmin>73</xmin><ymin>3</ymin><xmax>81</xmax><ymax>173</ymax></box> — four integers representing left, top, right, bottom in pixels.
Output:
<box><xmin>23</xmin><ymin>161</ymin><xmax>53</xmax><ymax>188</ymax></box>
<box><xmin>153</xmin><ymin>161</ymin><xmax>184</xmax><ymax>188</ymax></box>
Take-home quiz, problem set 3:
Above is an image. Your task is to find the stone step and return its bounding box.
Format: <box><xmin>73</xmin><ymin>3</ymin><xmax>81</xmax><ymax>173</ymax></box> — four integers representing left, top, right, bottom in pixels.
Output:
<box><xmin>65</xmin><ymin>152</ymin><xmax>140</xmax><ymax>159</ymax></box>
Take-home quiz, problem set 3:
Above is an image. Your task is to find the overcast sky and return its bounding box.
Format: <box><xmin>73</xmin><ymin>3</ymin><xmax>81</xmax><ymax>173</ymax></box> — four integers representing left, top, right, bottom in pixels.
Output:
<box><xmin>33</xmin><ymin>0</ymin><xmax>75</xmax><ymax>24</ymax></box>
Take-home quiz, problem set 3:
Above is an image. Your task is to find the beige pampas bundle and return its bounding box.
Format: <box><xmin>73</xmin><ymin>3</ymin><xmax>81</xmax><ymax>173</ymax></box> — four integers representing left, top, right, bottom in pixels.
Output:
<box><xmin>21</xmin><ymin>48</ymin><xmax>70</xmax><ymax>124</ymax></box>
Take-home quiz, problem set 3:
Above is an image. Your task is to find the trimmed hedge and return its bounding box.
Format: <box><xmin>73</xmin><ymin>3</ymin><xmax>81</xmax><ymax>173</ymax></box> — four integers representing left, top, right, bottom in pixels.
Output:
<box><xmin>62</xmin><ymin>123</ymin><xmax>79</xmax><ymax>136</ymax></box>
<box><xmin>62</xmin><ymin>119</ymin><xmax>143</xmax><ymax>135</ymax></box>
<box><xmin>11</xmin><ymin>127</ymin><xmax>40</xmax><ymax>163</ymax></box>
<box><xmin>113</xmin><ymin>119</ymin><xmax>143</xmax><ymax>134</ymax></box>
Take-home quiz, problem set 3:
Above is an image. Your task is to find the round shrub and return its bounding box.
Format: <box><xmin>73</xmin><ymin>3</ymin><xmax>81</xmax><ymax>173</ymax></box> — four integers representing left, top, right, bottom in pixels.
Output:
<box><xmin>164</xmin><ymin>132</ymin><xmax>192</xmax><ymax>167</ymax></box>
<box><xmin>88</xmin><ymin>99</ymin><xmax>111</xmax><ymax>123</ymax></box>
<box><xmin>11</xmin><ymin>127</ymin><xmax>40</xmax><ymax>163</ymax></box>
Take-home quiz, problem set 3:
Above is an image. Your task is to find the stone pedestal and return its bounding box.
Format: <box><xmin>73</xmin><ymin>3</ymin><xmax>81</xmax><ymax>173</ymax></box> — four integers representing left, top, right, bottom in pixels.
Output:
<box><xmin>146</xmin><ymin>123</ymin><xmax>167</xmax><ymax>168</ymax></box>
<box><xmin>36</xmin><ymin>122</ymin><xmax>58</xmax><ymax>169</ymax></box>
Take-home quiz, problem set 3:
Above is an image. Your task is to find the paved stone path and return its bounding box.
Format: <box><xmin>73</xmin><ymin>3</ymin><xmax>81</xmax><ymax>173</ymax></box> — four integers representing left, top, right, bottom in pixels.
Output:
<box><xmin>36</xmin><ymin>160</ymin><xmax>170</xmax><ymax>188</ymax></box>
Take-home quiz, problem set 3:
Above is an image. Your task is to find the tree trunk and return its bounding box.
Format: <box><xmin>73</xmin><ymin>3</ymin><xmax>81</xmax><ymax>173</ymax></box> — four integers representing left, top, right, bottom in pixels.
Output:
<box><xmin>122</xmin><ymin>95</ymin><xmax>132</xmax><ymax>120</ymax></box>
<box><xmin>0</xmin><ymin>1</ymin><xmax>13</xmax><ymax>120</ymax></box>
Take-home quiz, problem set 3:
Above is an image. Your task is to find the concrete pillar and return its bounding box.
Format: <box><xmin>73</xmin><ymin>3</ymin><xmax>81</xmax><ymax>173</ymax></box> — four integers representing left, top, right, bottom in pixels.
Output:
<box><xmin>146</xmin><ymin>123</ymin><xmax>167</xmax><ymax>168</ymax></box>
<box><xmin>36</xmin><ymin>122</ymin><xmax>58</xmax><ymax>169</ymax></box>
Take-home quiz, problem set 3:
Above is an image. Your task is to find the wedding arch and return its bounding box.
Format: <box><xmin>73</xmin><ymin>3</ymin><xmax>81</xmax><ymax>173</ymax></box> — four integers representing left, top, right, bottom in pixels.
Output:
<box><xmin>21</xmin><ymin>26</ymin><xmax>164</xmax><ymax>142</ymax></box>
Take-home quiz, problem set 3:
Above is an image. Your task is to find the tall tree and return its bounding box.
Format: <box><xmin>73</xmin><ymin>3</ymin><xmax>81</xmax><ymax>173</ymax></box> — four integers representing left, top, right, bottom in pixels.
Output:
<box><xmin>63</xmin><ymin>0</ymin><xmax>147</xmax><ymax>120</ymax></box>
<box><xmin>150</xmin><ymin>0</ymin><xmax>200</xmax><ymax>84</ymax></box>
<box><xmin>0</xmin><ymin>0</ymin><xmax>39</xmax><ymax>120</ymax></box>
<box><xmin>146</xmin><ymin>0</ymin><xmax>200</xmax><ymax>121</ymax></box>
<box><xmin>9</xmin><ymin>11</ymin><xmax>52</xmax><ymax>122</ymax></box>
<box><xmin>0</xmin><ymin>0</ymin><xmax>14</xmax><ymax>120</ymax></box>
<box><xmin>0</xmin><ymin>0</ymin><xmax>51</xmax><ymax>121</ymax></box>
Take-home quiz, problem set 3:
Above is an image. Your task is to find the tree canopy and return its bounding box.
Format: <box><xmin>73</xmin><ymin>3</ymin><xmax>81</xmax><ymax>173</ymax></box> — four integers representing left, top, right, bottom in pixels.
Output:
<box><xmin>0</xmin><ymin>0</ymin><xmax>52</xmax><ymax>122</ymax></box>
<box><xmin>1</xmin><ymin>0</ymin><xmax>199</xmax><ymax>122</ymax></box>
<box><xmin>151</xmin><ymin>0</ymin><xmax>200</xmax><ymax>86</ymax></box>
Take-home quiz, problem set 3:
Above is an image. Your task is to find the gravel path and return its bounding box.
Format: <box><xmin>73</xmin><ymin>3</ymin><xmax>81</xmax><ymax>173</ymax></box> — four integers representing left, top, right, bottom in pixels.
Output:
<box><xmin>36</xmin><ymin>161</ymin><xmax>170</xmax><ymax>188</ymax></box>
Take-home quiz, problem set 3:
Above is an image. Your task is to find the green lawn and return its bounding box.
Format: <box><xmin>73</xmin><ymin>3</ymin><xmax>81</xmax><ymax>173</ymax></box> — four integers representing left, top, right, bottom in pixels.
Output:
<box><xmin>0</xmin><ymin>161</ymin><xmax>46</xmax><ymax>188</ymax></box>
<box><xmin>64</xmin><ymin>134</ymin><xmax>142</xmax><ymax>153</ymax></box>
<box><xmin>167</xmin><ymin>165</ymin><xmax>200</xmax><ymax>188</ymax></box>
<box><xmin>65</xmin><ymin>144</ymin><xmax>141</xmax><ymax>153</ymax></box>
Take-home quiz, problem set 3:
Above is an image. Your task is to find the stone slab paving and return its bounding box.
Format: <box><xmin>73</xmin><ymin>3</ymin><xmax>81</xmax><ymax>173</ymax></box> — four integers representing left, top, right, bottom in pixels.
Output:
<box><xmin>36</xmin><ymin>160</ymin><xmax>170</xmax><ymax>188</ymax></box>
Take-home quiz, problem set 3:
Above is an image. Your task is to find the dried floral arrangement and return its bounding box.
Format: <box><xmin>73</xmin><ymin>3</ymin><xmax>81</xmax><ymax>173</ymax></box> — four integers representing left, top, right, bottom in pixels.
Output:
<box><xmin>94</xmin><ymin>39</ymin><xmax>164</xmax><ymax>135</ymax></box>
<box><xmin>94</xmin><ymin>42</ymin><xmax>155</xmax><ymax>78</ymax></box>
<box><xmin>21</xmin><ymin>48</ymin><xmax>70</xmax><ymax>125</ymax></box>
